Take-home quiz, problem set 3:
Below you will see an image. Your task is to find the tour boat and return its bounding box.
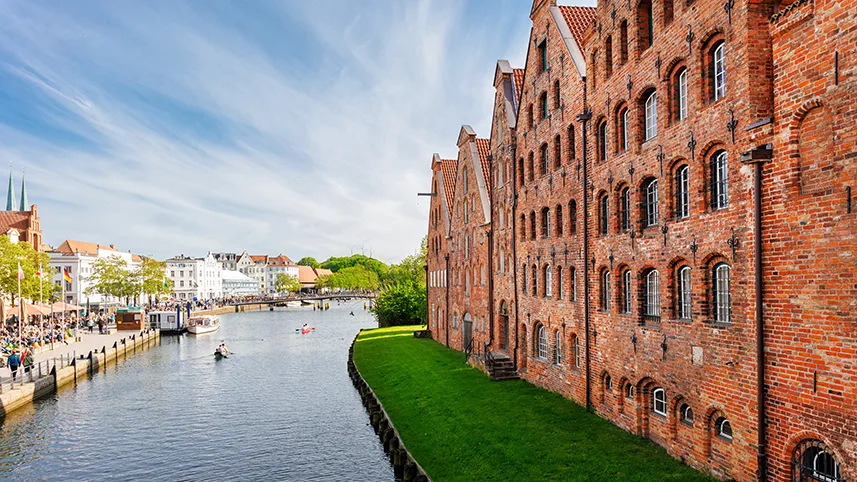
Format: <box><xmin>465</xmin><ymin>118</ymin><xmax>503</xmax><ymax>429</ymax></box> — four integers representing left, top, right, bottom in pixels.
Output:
<box><xmin>285</xmin><ymin>301</ymin><xmax>302</xmax><ymax>308</ymax></box>
<box><xmin>187</xmin><ymin>315</ymin><xmax>221</xmax><ymax>335</ymax></box>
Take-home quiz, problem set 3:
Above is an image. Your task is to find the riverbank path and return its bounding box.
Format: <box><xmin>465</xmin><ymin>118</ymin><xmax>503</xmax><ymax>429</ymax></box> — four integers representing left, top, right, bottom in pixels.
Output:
<box><xmin>2</xmin><ymin>331</ymin><xmax>129</xmax><ymax>378</ymax></box>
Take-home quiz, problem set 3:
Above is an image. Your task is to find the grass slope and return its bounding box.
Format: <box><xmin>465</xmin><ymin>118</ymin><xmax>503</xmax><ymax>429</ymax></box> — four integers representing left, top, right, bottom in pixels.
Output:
<box><xmin>353</xmin><ymin>326</ymin><xmax>713</xmax><ymax>482</ymax></box>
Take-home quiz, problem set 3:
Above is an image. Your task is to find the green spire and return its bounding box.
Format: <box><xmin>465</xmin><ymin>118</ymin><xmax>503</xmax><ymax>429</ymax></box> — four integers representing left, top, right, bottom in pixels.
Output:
<box><xmin>19</xmin><ymin>171</ymin><xmax>28</xmax><ymax>211</ymax></box>
<box><xmin>6</xmin><ymin>165</ymin><xmax>15</xmax><ymax>212</ymax></box>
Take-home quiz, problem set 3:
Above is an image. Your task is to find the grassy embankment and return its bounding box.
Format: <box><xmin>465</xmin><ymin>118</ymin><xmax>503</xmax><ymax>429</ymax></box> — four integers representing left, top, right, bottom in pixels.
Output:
<box><xmin>353</xmin><ymin>326</ymin><xmax>713</xmax><ymax>482</ymax></box>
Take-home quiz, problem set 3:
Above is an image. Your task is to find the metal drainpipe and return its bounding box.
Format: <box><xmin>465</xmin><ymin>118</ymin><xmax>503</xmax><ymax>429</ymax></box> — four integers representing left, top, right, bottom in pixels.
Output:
<box><xmin>424</xmin><ymin>264</ymin><xmax>429</xmax><ymax>328</ymax></box>
<box><xmin>577</xmin><ymin>81</ymin><xmax>592</xmax><ymax>411</ymax></box>
<box><xmin>487</xmin><ymin>155</ymin><xmax>495</xmax><ymax>352</ymax></box>
<box><xmin>511</xmin><ymin>140</ymin><xmax>520</xmax><ymax>370</ymax></box>
<box><xmin>445</xmin><ymin>253</ymin><xmax>450</xmax><ymax>347</ymax></box>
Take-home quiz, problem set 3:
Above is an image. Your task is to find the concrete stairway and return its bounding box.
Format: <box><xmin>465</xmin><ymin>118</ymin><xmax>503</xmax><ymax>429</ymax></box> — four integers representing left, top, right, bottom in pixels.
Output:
<box><xmin>487</xmin><ymin>353</ymin><xmax>519</xmax><ymax>381</ymax></box>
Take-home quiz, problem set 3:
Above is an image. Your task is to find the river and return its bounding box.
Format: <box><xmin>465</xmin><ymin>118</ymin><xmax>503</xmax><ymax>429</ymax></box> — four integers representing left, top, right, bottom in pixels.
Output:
<box><xmin>0</xmin><ymin>301</ymin><xmax>395</xmax><ymax>481</ymax></box>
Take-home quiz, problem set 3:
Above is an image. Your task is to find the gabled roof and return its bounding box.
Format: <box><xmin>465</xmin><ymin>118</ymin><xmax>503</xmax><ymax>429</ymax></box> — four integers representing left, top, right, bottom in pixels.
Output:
<box><xmin>513</xmin><ymin>68</ymin><xmax>525</xmax><ymax>100</ymax></box>
<box><xmin>55</xmin><ymin>240</ymin><xmax>120</xmax><ymax>256</ymax></box>
<box><xmin>558</xmin><ymin>6</ymin><xmax>597</xmax><ymax>48</ymax></box>
<box><xmin>250</xmin><ymin>255</ymin><xmax>268</xmax><ymax>264</ymax></box>
<box><xmin>268</xmin><ymin>255</ymin><xmax>294</xmax><ymax>267</ymax></box>
<box><xmin>475</xmin><ymin>138</ymin><xmax>492</xmax><ymax>197</ymax></box>
<box><xmin>440</xmin><ymin>159</ymin><xmax>458</xmax><ymax>214</ymax></box>
<box><xmin>0</xmin><ymin>211</ymin><xmax>32</xmax><ymax>234</ymax></box>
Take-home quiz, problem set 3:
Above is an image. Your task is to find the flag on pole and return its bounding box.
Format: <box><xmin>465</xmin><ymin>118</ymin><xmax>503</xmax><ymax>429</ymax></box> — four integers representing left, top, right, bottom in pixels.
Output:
<box><xmin>63</xmin><ymin>268</ymin><xmax>72</xmax><ymax>283</ymax></box>
<box><xmin>16</xmin><ymin>262</ymin><xmax>24</xmax><ymax>281</ymax></box>
<box><xmin>36</xmin><ymin>265</ymin><xmax>41</xmax><ymax>277</ymax></box>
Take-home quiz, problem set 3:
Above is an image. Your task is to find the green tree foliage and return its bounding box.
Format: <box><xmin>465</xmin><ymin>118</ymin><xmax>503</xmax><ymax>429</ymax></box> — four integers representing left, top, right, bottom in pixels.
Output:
<box><xmin>371</xmin><ymin>280</ymin><xmax>426</xmax><ymax>327</ymax></box>
<box><xmin>321</xmin><ymin>254</ymin><xmax>388</xmax><ymax>279</ymax></box>
<box><xmin>86</xmin><ymin>256</ymin><xmax>140</xmax><ymax>303</ymax></box>
<box><xmin>139</xmin><ymin>257</ymin><xmax>171</xmax><ymax>297</ymax></box>
<box><xmin>275</xmin><ymin>273</ymin><xmax>302</xmax><ymax>294</ymax></box>
<box><xmin>0</xmin><ymin>236</ymin><xmax>55</xmax><ymax>304</ymax></box>
<box><xmin>316</xmin><ymin>265</ymin><xmax>380</xmax><ymax>291</ymax></box>
<box><xmin>296</xmin><ymin>257</ymin><xmax>320</xmax><ymax>268</ymax></box>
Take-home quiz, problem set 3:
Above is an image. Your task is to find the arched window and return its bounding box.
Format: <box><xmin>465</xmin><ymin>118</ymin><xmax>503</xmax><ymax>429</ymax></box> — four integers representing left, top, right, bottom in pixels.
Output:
<box><xmin>530</xmin><ymin>211</ymin><xmax>536</xmax><ymax>240</ymax></box>
<box><xmin>568</xmin><ymin>124</ymin><xmax>576</xmax><ymax>160</ymax></box>
<box><xmin>625</xmin><ymin>383</ymin><xmax>635</xmax><ymax>399</ymax></box>
<box><xmin>605</xmin><ymin>35</ymin><xmax>614</xmax><ymax>78</ymax></box>
<box><xmin>619</xmin><ymin>21</ymin><xmax>629</xmax><ymax>65</ymax></box>
<box><xmin>554</xmin><ymin>135</ymin><xmax>562</xmax><ymax>168</ymax></box>
<box><xmin>622</xmin><ymin>269</ymin><xmax>632</xmax><ymax>313</ymax></box>
<box><xmin>619</xmin><ymin>106</ymin><xmax>629</xmax><ymax>152</ymax></box>
<box><xmin>713</xmin><ymin>262</ymin><xmax>731</xmax><ymax>323</ymax></box>
<box><xmin>644</xmin><ymin>91</ymin><xmax>658</xmax><ymax>141</ymax></box>
<box><xmin>715</xmin><ymin>416</ymin><xmax>732</xmax><ymax>441</ymax></box>
<box><xmin>644</xmin><ymin>179</ymin><xmax>659</xmax><ymax>227</ymax></box>
<box><xmin>711</xmin><ymin>151</ymin><xmax>729</xmax><ymax>210</ymax></box>
<box><xmin>540</xmin><ymin>92</ymin><xmax>549</xmax><ymax>119</ymax></box>
<box><xmin>518</xmin><ymin>158</ymin><xmax>525</xmax><ymax>186</ymax></box>
<box><xmin>712</xmin><ymin>42</ymin><xmax>726</xmax><ymax>101</ymax></box>
<box><xmin>675</xmin><ymin>67</ymin><xmax>688</xmax><ymax>122</ymax></box>
<box><xmin>644</xmin><ymin>269</ymin><xmax>661</xmax><ymax>320</ymax></box>
<box><xmin>553</xmin><ymin>80</ymin><xmax>561</xmax><ymax>109</ymax></box>
<box><xmin>620</xmin><ymin>187</ymin><xmax>631</xmax><ymax>231</ymax></box>
<box><xmin>600</xmin><ymin>269</ymin><xmax>611</xmax><ymax>311</ymax></box>
<box><xmin>637</xmin><ymin>0</ymin><xmax>653</xmax><ymax>53</ymax></box>
<box><xmin>572</xmin><ymin>334</ymin><xmax>580</xmax><ymax>369</ymax></box>
<box><xmin>531</xmin><ymin>265</ymin><xmax>538</xmax><ymax>296</ymax></box>
<box><xmin>538</xmin><ymin>39</ymin><xmax>548</xmax><ymax>71</ymax></box>
<box><xmin>557</xmin><ymin>267</ymin><xmax>565</xmax><ymax>300</ymax></box>
<box><xmin>793</xmin><ymin>439</ymin><xmax>842</xmax><ymax>482</ymax></box>
<box><xmin>536</xmin><ymin>325</ymin><xmax>548</xmax><ymax>359</ymax></box>
<box><xmin>540</xmin><ymin>143</ymin><xmax>549</xmax><ymax>176</ymax></box>
<box><xmin>544</xmin><ymin>265</ymin><xmax>553</xmax><ymax>298</ymax></box>
<box><xmin>570</xmin><ymin>267</ymin><xmax>577</xmax><ymax>302</ymax></box>
<box><xmin>680</xmin><ymin>404</ymin><xmax>694</xmax><ymax>425</ymax></box>
<box><xmin>554</xmin><ymin>331</ymin><xmax>563</xmax><ymax>364</ymax></box>
<box><xmin>605</xmin><ymin>375</ymin><xmax>613</xmax><ymax>392</ymax></box>
<box><xmin>652</xmin><ymin>387</ymin><xmax>666</xmax><ymax>416</ymax></box>
<box><xmin>541</xmin><ymin>207</ymin><xmax>550</xmax><ymax>238</ymax></box>
<box><xmin>598</xmin><ymin>120</ymin><xmax>608</xmax><ymax>162</ymax></box>
<box><xmin>569</xmin><ymin>200</ymin><xmax>578</xmax><ymax>235</ymax></box>
<box><xmin>520</xmin><ymin>213</ymin><xmax>527</xmax><ymax>239</ymax></box>
<box><xmin>599</xmin><ymin>193</ymin><xmax>610</xmax><ymax>236</ymax></box>
<box><xmin>556</xmin><ymin>204</ymin><xmax>564</xmax><ymax>236</ymax></box>
<box><xmin>677</xmin><ymin>265</ymin><xmax>692</xmax><ymax>320</ymax></box>
<box><xmin>522</xmin><ymin>264</ymin><xmax>528</xmax><ymax>292</ymax></box>
<box><xmin>528</xmin><ymin>152</ymin><xmax>534</xmax><ymax>181</ymax></box>
<box><xmin>676</xmin><ymin>164</ymin><xmax>689</xmax><ymax>218</ymax></box>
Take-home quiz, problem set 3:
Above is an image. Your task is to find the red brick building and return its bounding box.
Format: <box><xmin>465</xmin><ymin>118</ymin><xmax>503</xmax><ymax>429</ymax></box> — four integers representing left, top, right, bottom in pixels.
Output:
<box><xmin>424</xmin><ymin>0</ymin><xmax>855</xmax><ymax>480</ymax></box>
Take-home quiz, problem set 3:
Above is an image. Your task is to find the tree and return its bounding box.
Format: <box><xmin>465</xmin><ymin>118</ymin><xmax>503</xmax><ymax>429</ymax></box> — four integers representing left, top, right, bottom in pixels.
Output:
<box><xmin>138</xmin><ymin>258</ymin><xmax>171</xmax><ymax>301</ymax></box>
<box><xmin>321</xmin><ymin>254</ymin><xmax>389</xmax><ymax>279</ymax></box>
<box><xmin>372</xmin><ymin>280</ymin><xmax>426</xmax><ymax>327</ymax></box>
<box><xmin>296</xmin><ymin>257</ymin><xmax>320</xmax><ymax>268</ymax></box>
<box><xmin>86</xmin><ymin>256</ymin><xmax>140</xmax><ymax>304</ymax></box>
<box><xmin>0</xmin><ymin>236</ymin><xmax>55</xmax><ymax>307</ymax></box>
<box><xmin>275</xmin><ymin>273</ymin><xmax>301</xmax><ymax>294</ymax></box>
<box><xmin>316</xmin><ymin>265</ymin><xmax>380</xmax><ymax>291</ymax></box>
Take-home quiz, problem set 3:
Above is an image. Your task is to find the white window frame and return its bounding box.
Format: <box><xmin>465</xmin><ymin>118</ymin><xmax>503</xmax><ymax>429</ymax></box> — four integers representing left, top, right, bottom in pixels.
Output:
<box><xmin>678</xmin><ymin>69</ymin><xmax>688</xmax><ymax>121</ymax></box>
<box><xmin>623</xmin><ymin>269</ymin><xmax>632</xmax><ymax>313</ymax></box>
<box><xmin>601</xmin><ymin>270</ymin><xmax>611</xmax><ymax>311</ymax></box>
<box><xmin>678</xmin><ymin>266</ymin><xmax>692</xmax><ymax>320</ymax></box>
<box><xmin>653</xmin><ymin>388</ymin><xmax>667</xmax><ymax>416</ymax></box>
<box><xmin>571</xmin><ymin>268</ymin><xmax>577</xmax><ymax>302</ymax></box>
<box><xmin>681</xmin><ymin>404</ymin><xmax>694</xmax><ymax>425</ymax></box>
<box><xmin>625</xmin><ymin>384</ymin><xmax>635</xmax><ymax>399</ymax></box>
<box><xmin>537</xmin><ymin>325</ymin><xmax>548</xmax><ymax>359</ymax></box>
<box><xmin>677</xmin><ymin>165</ymin><xmax>689</xmax><ymax>218</ymax></box>
<box><xmin>557</xmin><ymin>267</ymin><xmax>564</xmax><ymax>300</ymax></box>
<box><xmin>605</xmin><ymin>375</ymin><xmax>613</xmax><ymax>392</ymax></box>
<box><xmin>622</xmin><ymin>108</ymin><xmax>629</xmax><ymax>151</ymax></box>
<box><xmin>572</xmin><ymin>336</ymin><xmax>580</xmax><ymax>368</ymax></box>
<box><xmin>713</xmin><ymin>43</ymin><xmax>726</xmax><ymax>101</ymax></box>
<box><xmin>646</xmin><ymin>180</ymin><xmax>659</xmax><ymax>227</ymax></box>
<box><xmin>714</xmin><ymin>263</ymin><xmax>731</xmax><ymax>323</ymax></box>
<box><xmin>554</xmin><ymin>331</ymin><xmax>563</xmax><ymax>365</ymax></box>
<box><xmin>714</xmin><ymin>151</ymin><xmax>729</xmax><ymax>209</ymax></box>
<box><xmin>646</xmin><ymin>270</ymin><xmax>661</xmax><ymax>317</ymax></box>
<box><xmin>717</xmin><ymin>417</ymin><xmax>733</xmax><ymax>441</ymax></box>
<box><xmin>621</xmin><ymin>187</ymin><xmax>630</xmax><ymax>231</ymax></box>
<box><xmin>645</xmin><ymin>91</ymin><xmax>658</xmax><ymax>141</ymax></box>
<box><xmin>545</xmin><ymin>266</ymin><xmax>553</xmax><ymax>298</ymax></box>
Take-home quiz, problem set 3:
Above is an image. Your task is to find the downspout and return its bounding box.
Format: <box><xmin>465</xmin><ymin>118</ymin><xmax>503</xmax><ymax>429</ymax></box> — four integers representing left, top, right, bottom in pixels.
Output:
<box><xmin>577</xmin><ymin>81</ymin><xmax>593</xmax><ymax>411</ymax></box>
<box><xmin>741</xmin><ymin>144</ymin><xmax>772</xmax><ymax>482</ymax></box>
<box><xmin>487</xmin><ymin>155</ymin><xmax>495</xmax><ymax>352</ymax></box>
<box><xmin>511</xmin><ymin>140</ymin><xmax>520</xmax><ymax>370</ymax></box>
<box><xmin>445</xmin><ymin>252</ymin><xmax>450</xmax><ymax>347</ymax></box>
<box><xmin>424</xmin><ymin>264</ymin><xmax>429</xmax><ymax>328</ymax></box>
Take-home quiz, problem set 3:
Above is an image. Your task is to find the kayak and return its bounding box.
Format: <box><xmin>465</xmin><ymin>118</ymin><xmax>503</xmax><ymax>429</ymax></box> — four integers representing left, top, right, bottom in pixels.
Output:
<box><xmin>214</xmin><ymin>352</ymin><xmax>228</xmax><ymax>360</ymax></box>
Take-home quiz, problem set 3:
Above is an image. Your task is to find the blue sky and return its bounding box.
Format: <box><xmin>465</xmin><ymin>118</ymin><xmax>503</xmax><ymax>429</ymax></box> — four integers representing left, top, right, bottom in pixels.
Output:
<box><xmin>0</xmin><ymin>0</ymin><xmax>590</xmax><ymax>263</ymax></box>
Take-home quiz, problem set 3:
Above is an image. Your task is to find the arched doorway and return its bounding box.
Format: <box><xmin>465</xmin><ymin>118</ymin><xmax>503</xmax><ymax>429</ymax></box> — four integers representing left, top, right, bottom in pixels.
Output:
<box><xmin>462</xmin><ymin>313</ymin><xmax>473</xmax><ymax>352</ymax></box>
<box><xmin>499</xmin><ymin>301</ymin><xmax>510</xmax><ymax>351</ymax></box>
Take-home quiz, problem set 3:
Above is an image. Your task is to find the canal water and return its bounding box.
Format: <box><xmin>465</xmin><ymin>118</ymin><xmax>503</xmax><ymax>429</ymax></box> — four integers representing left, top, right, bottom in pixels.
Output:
<box><xmin>0</xmin><ymin>301</ymin><xmax>394</xmax><ymax>481</ymax></box>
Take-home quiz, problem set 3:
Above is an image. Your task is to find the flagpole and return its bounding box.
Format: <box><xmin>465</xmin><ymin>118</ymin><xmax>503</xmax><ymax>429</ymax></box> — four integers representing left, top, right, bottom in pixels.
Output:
<box><xmin>17</xmin><ymin>262</ymin><xmax>23</xmax><ymax>350</ymax></box>
<box><xmin>39</xmin><ymin>263</ymin><xmax>43</xmax><ymax>350</ymax></box>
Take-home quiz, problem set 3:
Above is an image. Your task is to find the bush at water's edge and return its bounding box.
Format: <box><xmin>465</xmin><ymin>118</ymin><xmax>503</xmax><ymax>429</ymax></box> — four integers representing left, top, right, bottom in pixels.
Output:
<box><xmin>371</xmin><ymin>281</ymin><xmax>426</xmax><ymax>327</ymax></box>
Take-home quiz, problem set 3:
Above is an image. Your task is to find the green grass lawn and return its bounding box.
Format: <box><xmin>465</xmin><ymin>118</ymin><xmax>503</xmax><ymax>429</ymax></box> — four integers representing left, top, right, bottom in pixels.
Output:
<box><xmin>353</xmin><ymin>325</ymin><xmax>713</xmax><ymax>482</ymax></box>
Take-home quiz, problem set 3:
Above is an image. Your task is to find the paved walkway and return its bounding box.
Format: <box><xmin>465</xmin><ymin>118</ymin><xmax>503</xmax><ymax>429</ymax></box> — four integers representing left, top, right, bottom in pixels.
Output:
<box><xmin>2</xmin><ymin>331</ymin><xmax>130</xmax><ymax>378</ymax></box>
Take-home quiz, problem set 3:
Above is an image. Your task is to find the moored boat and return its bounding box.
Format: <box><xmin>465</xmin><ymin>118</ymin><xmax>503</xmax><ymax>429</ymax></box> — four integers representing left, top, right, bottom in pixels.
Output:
<box><xmin>187</xmin><ymin>315</ymin><xmax>220</xmax><ymax>335</ymax></box>
<box><xmin>285</xmin><ymin>301</ymin><xmax>302</xmax><ymax>308</ymax></box>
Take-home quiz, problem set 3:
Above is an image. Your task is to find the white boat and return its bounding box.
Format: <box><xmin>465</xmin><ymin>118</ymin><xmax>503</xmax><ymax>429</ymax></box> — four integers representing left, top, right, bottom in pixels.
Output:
<box><xmin>187</xmin><ymin>315</ymin><xmax>220</xmax><ymax>335</ymax></box>
<box><xmin>285</xmin><ymin>301</ymin><xmax>302</xmax><ymax>308</ymax></box>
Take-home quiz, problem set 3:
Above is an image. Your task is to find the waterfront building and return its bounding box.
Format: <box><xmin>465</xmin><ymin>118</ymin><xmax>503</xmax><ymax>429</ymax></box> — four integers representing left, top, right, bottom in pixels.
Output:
<box><xmin>165</xmin><ymin>253</ymin><xmax>223</xmax><ymax>301</ymax></box>
<box><xmin>297</xmin><ymin>265</ymin><xmax>333</xmax><ymax>292</ymax></box>
<box><xmin>49</xmin><ymin>240</ymin><xmax>142</xmax><ymax>306</ymax></box>
<box><xmin>265</xmin><ymin>254</ymin><xmax>299</xmax><ymax>295</ymax></box>
<box><xmin>213</xmin><ymin>252</ymin><xmax>238</xmax><ymax>271</ymax></box>
<box><xmin>0</xmin><ymin>170</ymin><xmax>43</xmax><ymax>251</ymax></box>
<box><xmin>425</xmin><ymin>0</ymin><xmax>857</xmax><ymax>480</ymax></box>
<box><xmin>221</xmin><ymin>270</ymin><xmax>259</xmax><ymax>297</ymax></box>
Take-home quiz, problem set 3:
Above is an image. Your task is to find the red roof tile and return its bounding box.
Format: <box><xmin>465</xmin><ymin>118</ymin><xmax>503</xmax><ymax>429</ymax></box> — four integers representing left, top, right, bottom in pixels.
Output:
<box><xmin>55</xmin><ymin>240</ymin><xmax>120</xmax><ymax>256</ymax></box>
<box><xmin>558</xmin><ymin>5</ymin><xmax>597</xmax><ymax>48</ymax></box>
<box><xmin>513</xmin><ymin>68</ymin><xmax>525</xmax><ymax>101</ymax></box>
<box><xmin>440</xmin><ymin>159</ymin><xmax>458</xmax><ymax>214</ymax></box>
<box><xmin>476</xmin><ymin>138</ymin><xmax>492</xmax><ymax>197</ymax></box>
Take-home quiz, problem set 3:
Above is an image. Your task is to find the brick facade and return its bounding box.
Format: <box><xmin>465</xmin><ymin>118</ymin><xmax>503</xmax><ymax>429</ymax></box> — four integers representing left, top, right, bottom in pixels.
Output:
<box><xmin>424</xmin><ymin>0</ymin><xmax>855</xmax><ymax>480</ymax></box>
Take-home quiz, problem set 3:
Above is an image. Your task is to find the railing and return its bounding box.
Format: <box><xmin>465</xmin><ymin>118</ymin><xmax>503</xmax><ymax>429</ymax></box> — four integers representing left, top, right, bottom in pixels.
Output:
<box><xmin>464</xmin><ymin>337</ymin><xmax>474</xmax><ymax>360</ymax></box>
<box><xmin>484</xmin><ymin>343</ymin><xmax>495</xmax><ymax>371</ymax></box>
<box><xmin>0</xmin><ymin>352</ymin><xmax>76</xmax><ymax>394</ymax></box>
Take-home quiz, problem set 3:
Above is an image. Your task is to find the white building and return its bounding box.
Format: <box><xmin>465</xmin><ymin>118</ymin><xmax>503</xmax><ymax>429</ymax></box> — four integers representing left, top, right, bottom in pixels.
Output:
<box><xmin>49</xmin><ymin>240</ymin><xmax>143</xmax><ymax>306</ymax></box>
<box><xmin>221</xmin><ymin>270</ymin><xmax>259</xmax><ymax>298</ymax></box>
<box><xmin>165</xmin><ymin>253</ymin><xmax>223</xmax><ymax>301</ymax></box>
<box><xmin>265</xmin><ymin>255</ymin><xmax>299</xmax><ymax>295</ymax></box>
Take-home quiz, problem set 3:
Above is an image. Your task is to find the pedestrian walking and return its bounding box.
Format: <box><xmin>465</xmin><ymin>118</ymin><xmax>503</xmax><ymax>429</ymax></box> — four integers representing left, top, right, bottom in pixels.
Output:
<box><xmin>7</xmin><ymin>350</ymin><xmax>20</xmax><ymax>381</ymax></box>
<box><xmin>87</xmin><ymin>318</ymin><xmax>94</xmax><ymax>333</ymax></box>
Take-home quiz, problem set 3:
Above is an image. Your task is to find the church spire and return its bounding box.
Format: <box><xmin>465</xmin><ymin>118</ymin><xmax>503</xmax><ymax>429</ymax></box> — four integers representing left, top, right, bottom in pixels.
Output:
<box><xmin>6</xmin><ymin>165</ymin><xmax>15</xmax><ymax>211</ymax></box>
<box><xmin>19</xmin><ymin>171</ymin><xmax>28</xmax><ymax>211</ymax></box>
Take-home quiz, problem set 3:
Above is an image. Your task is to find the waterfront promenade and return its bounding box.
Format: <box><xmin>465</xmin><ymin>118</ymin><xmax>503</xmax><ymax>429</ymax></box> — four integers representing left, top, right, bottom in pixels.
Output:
<box><xmin>1</xmin><ymin>331</ymin><xmax>127</xmax><ymax>379</ymax></box>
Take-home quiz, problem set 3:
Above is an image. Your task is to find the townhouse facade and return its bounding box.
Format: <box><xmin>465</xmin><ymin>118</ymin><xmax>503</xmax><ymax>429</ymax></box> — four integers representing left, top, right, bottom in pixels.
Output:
<box><xmin>166</xmin><ymin>253</ymin><xmax>223</xmax><ymax>301</ymax></box>
<box><xmin>425</xmin><ymin>0</ymin><xmax>856</xmax><ymax>480</ymax></box>
<box><xmin>49</xmin><ymin>240</ymin><xmax>143</xmax><ymax>306</ymax></box>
